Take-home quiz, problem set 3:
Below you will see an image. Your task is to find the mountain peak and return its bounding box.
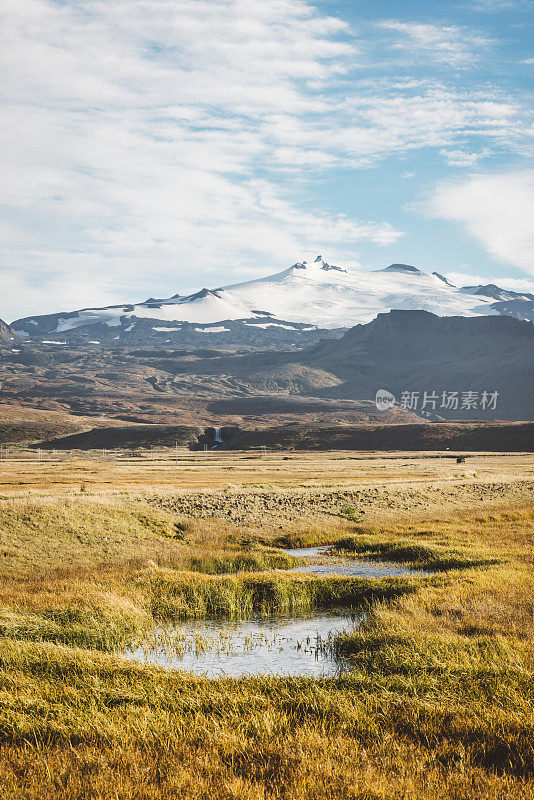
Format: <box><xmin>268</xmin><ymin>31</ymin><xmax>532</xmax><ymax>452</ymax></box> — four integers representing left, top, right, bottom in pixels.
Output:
<box><xmin>187</xmin><ymin>288</ymin><xmax>222</xmax><ymax>301</ymax></box>
<box><xmin>460</xmin><ymin>283</ymin><xmax>533</xmax><ymax>302</ymax></box>
<box><xmin>289</xmin><ymin>256</ymin><xmax>346</xmax><ymax>273</ymax></box>
<box><xmin>380</xmin><ymin>264</ymin><xmax>424</xmax><ymax>275</ymax></box>
<box><xmin>312</xmin><ymin>255</ymin><xmax>347</xmax><ymax>273</ymax></box>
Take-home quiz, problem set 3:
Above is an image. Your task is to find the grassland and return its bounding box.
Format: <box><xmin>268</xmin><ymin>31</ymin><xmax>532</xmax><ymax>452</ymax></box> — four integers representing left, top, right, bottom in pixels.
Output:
<box><xmin>0</xmin><ymin>451</ymin><xmax>532</xmax><ymax>798</ymax></box>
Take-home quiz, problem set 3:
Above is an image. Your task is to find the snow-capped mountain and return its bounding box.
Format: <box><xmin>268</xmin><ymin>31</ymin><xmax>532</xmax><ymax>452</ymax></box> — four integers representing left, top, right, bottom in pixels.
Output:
<box><xmin>11</xmin><ymin>256</ymin><xmax>533</xmax><ymax>348</ymax></box>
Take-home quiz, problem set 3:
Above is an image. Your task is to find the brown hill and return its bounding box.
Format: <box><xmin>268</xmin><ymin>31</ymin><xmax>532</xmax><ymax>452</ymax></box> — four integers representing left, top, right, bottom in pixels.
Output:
<box><xmin>0</xmin><ymin>404</ymin><xmax>134</xmax><ymax>445</ymax></box>
<box><xmin>38</xmin><ymin>424</ymin><xmax>201</xmax><ymax>450</ymax></box>
<box><xmin>34</xmin><ymin>419</ymin><xmax>534</xmax><ymax>452</ymax></box>
<box><xmin>221</xmin><ymin>421</ymin><xmax>534</xmax><ymax>452</ymax></box>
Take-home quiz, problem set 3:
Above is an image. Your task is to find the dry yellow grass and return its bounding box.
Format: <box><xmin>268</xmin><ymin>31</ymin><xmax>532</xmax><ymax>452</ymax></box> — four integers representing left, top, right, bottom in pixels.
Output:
<box><xmin>0</xmin><ymin>451</ymin><xmax>532</xmax><ymax>798</ymax></box>
<box><xmin>0</xmin><ymin>448</ymin><xmax>532</xmax><ymax>494</ymax></box>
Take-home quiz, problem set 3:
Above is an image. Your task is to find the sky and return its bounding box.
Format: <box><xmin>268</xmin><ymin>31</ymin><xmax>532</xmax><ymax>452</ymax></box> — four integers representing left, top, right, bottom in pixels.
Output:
<box><xmin>1</xmin><ymin>0</ymin><xmax>533</xmax><ymax>321</ymax></box>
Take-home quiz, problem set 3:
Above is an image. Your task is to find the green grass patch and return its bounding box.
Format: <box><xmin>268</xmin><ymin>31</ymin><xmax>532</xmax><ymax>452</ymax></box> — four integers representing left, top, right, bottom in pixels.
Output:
<box><xmin>187</xmin><ymin>550</ymin><xmax>297</xmax><ymax>575</ymax></box>
<box><xmin>0</xmin><ymin>605</ymin><xmax>148</xmax><ymax>651</ymax></box>
<box><xmin>333</xmin><ymin>536</ymin><xmax>500</xmax><ymax>571</ymax></box>
<box><xmin>145</xmin><ymin>569</ymin><xmax>421</xmax><ymax>620</ymax></box>
<box><xmin>338</xmin><ymin>504</ymin><xmax>364</xmax><ymax>522</ymax></box>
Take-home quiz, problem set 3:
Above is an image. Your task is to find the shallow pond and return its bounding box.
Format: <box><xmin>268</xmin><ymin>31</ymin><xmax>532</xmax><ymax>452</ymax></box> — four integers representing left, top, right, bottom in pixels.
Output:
<box><xmin>125</xmin><ymin>547</ymin><xmax>424</xmax><ymax>677</ymax></box>
<box><xmin>126</xmin><ymin>608</ymin><xmax>361</xmax><ymax>678</ymax></box>
<box><xmin>285</xmin><ymin>545</ymin><xmax>428</xmax><ymax>578</ymax></box>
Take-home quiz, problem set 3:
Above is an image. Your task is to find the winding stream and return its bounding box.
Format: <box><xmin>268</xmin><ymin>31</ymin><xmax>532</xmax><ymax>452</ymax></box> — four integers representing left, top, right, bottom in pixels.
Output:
<box><xmin>125</xmin><ymin>547</ymin><xmax>424</xmax><ymax>677</ymax></box>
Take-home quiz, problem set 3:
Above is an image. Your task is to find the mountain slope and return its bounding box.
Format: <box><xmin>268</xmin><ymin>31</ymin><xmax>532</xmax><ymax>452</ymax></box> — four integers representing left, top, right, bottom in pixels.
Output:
<box><xmin>302</xmin><ymin>310</ymin><xmax>534</xmax><ymax>420</ymax></box>
<box><xmin>1</xmin><ymin>311</ymin><xmax>532</xmax><ymax>422</ymax></box>
<box><xmin>12</xmin><ymin>255</ymin><xmax>528</xmax><ymax>348</ymax></box>
<box><xmin>0</xmin><ymin>319</ymin><xmax>20</xmax><ymax>344</ymax></box>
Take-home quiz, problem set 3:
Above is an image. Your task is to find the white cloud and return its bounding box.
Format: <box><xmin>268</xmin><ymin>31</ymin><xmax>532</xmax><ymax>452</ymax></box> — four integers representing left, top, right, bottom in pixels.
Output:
<box><xmin>376</xmin><ymin>21</ymin><xmax>491</xmax><ymax>66</ymax></box>
<box><xmin>424</xmin><ymin>171</ymin><xmax>534</xmax><ymax>276</ymax></box>
<box><xmin>0</xmin><ymin>0</ymin><xmax>395</xmax><ymax>318</ymax></box>
<box><xmin>336</xmin><ymin>87</ymin><xmax>521</xmax><ymax>165</ymax></box>
<box><xmin>470</xmin><ymin>0</ymin><xmax>527</xmax><ymax>10</ymax></box>
<box><xmin>440</xmin><ymin>147</ymin><xmax>492</xmax><ymax>166</ymax></box>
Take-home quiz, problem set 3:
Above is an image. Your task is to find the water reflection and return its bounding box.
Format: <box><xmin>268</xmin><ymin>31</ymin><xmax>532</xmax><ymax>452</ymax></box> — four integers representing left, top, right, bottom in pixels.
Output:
<box><xmin>285</xmin><ymin>546</ymin><xmax>427</xmax><ymax>578</ymax></box>
<box><xmin>126</xmin><ymin>608</ymin><xmax>362</xmax><ymax>678</ymax></box>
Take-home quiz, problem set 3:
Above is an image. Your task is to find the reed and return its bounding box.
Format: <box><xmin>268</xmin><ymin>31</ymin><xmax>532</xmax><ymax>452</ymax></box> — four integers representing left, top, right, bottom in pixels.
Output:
<box><xmin>146</xmin><ymin>568</ymin><xmax>422</xmax><ymax>620</ymax></box>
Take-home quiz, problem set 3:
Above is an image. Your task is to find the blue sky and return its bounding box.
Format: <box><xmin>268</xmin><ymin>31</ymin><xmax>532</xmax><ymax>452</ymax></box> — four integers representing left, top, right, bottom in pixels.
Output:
<box><xmin>1</xmin><ymin>0</ymin><xmax>533</xmax><ymax>319</ymax></box>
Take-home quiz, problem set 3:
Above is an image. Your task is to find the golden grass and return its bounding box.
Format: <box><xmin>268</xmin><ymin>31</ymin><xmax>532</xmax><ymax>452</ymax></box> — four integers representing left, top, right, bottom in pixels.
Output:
<box><xmin>0</xmin><ymin>452</ymin><xmax>532</xmax><ymax>797</ymax></box>
<box><xmin>0</xmin><ymin>449</ymin><xmax>533</xmax><ymax>495</ymax></box>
